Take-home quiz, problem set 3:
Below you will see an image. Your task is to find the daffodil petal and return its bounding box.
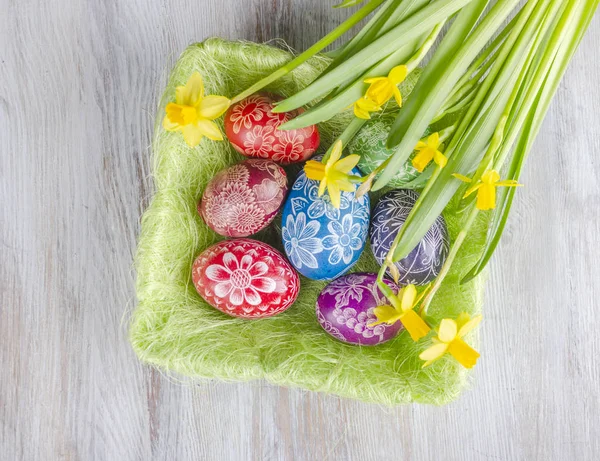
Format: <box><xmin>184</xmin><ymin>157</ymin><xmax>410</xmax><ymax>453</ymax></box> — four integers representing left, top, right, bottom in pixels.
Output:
<box><xmin>364</xmin><ymin>77</ymin><xmax>386</xmax><ymax>84</ymax></box>
<box><xmin>182</xmin><ymin>124</ymin><xmax>204</xmax><ymax>147</ymax></box>
<box><xmin>448</xmin><ymin>338</ymin><xmax>480</xmax><ymax>368</ymax></box>
<box><xmin>329</xmin><ymin>140</ymin><xmax>343</xmax><ymax>164</ymax></box>
<box><xmin>419</xmin><ymin>343</ymin><xmax>448</xmax><ymax>362</ymax></box>
<box><xmin>496</xmin><ymin>180</ymin><xmax>523</xmax><ymax>187</ymax></box>
<box><xmin>196</xmin><ymin>119</ymin><xmax>223</xmax><ymax>141</ymax></box>
<box><xmin>400</xmin><ymin>284</ymin><xmax>417</xmax><ymax>313</ymax></box>
<box><xmin>463</xmin><ymin>182</ymin><xmax>482</xmax><ymax>199</ymax></box>
<box><xmin>452</xmin><ymin>173</ymin><xmax>472</xmax><ymax>183</ymax></box>
<box><xmin>438</xmin><ymin>319</ymin><xmax>458</xmax><ymax>343</ymax></box>
<box><xmin>318</xmin><ymin>178</ymin><xmax>327</xmax><ymax>197</ymax></box>
<box><xmin>178</xmin><ymin>72</ymin><xmax>204</xmax><ymax>105</ymax></box>
<box><xmin>434</xmin><ymin>150</ymin><xmax>448</xmax><ymax>168</ymax></box>
<box><xmin>371</xmin><ymin>305</ymin><xmax>402</xmax><ymax>326</ymax></box>
<box><xmin>457</xmin><ymin>314</ymin><xmax>482</xmax><ymax>337</ymax></box>
<box><xmin>427</xmin><ymin>132</ymin><xmax>440</xmax><ymax>148</ymax></box>
<box><xmin>455</xmin><ymin>312</ymin><xmax>471</xmax><ymax>329</ymax></box>
<box><xmin>334</xmin><ymin>154</ymin><xmax>360</xmax><ymax>173</ymax></box>
<box><xmin>388</xmin><ymin>65</ymin><xmax>408</xmax><ymax>84</ymax></box>
<box><xmin>400</xmin><ymin>310</ymin><xmax>430</xmax><ymax>342</ymax></box>
<box><xmin>198</xmin><ymin>95</ymin><xmax>231</xmax><ymax>120</ymax></box>
<box><xmin>328</xmin><ymin>182</ymin><xmax>341</xmax><ymax>208</ymax></box>
<box><xmin>336</xmin><ymin>179</ymin><xmax>355</xmax><ymax>192</ymax></box>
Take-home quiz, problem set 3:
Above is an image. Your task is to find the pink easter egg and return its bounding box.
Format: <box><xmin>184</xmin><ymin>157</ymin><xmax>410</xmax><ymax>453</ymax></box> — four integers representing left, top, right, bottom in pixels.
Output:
<box><xmin>199</xmin><ymin>159</ymin><xmax>288</xmax><ymax>237</ymax></box>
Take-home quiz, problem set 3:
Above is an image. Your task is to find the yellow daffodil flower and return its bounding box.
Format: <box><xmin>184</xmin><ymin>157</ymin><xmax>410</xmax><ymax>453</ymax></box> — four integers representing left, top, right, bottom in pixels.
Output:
<box><xmin>364</xmin><ymin>65</ymin><xmax>408</xmax><ymax>106</ymax></box>
<box><xmin>353</xmin><ymin>96</ymin><xmax>382</xmax><ymax>120</ymax></box>
<box><xmin>419</xmin><ymin>313</ymin><xmax>482</xmax><ymax>368</ymax></box>
<box><xmin>453</xmin><ymin>170</ymin><xmax>523</xmax><ymax>210</ymax></box>
<box><xmin>370</xmin><ymin>284</ymin><xmax>431</xmax><ymax>342</ymax></box>
<box><xmin>163</xmin><ymin>72</ymin><xmax>231</xmax><ymax>147</ymax></box>
<box><xmin>412</xmin><ymin>132</ymin><xmax>448</xmax><ymax>172</ymax></box>
<box><xmin>304</xmin><ymin>140</ymin><xmax>360</xmax><ymax>209</ymax></box>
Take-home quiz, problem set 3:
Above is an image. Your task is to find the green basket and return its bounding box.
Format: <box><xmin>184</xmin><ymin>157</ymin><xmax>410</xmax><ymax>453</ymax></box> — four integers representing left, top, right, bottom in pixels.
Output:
<box><xmin>130</xmin><ymin>38</ymin><xmax>489</xmax><ymax>406</ymax></box>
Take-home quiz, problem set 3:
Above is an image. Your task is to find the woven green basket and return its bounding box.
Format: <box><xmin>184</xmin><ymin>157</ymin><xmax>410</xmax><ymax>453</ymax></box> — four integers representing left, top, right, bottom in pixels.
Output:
<box><xmin>130</xmin><ymin>38</ymin><xmax>489</xmax><ymax>406</ymax></box>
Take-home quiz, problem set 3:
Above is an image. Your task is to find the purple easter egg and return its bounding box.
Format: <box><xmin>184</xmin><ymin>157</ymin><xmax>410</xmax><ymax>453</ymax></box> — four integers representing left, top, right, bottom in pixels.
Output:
<box><xmin>370</xmin><ymin>189</ymin><xmax>450</xmax><ymax>285</ymax></box>
<box><xmin>316</xmin><ymin>273</ymin><xmax>403</xmax><ymax>346</ymax></box>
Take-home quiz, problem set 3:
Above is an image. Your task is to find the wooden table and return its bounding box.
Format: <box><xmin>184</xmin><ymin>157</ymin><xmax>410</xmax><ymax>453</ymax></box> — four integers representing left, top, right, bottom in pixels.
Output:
<box><xmin>2</xmin><ymin>1</ymin><xmax>599</xmax><ymax>459</ymax></box>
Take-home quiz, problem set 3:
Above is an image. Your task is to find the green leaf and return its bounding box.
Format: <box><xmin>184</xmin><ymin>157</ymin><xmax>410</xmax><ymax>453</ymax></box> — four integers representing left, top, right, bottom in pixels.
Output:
<box><xmin>328</xmin><ymin>0</ymin><xmax>428</xmax><ymax>70</ymax></box>
<box><xmin>373</xmin><ymin>0</ymin><xmax>520</xmax><ymax>190</ymax></box>
<box><xmin>334</xmin><ymin>0</ymin><xmax>367</xmax><ymax>8</ymax></box>
<box><xmin>273</xmin><ymin>0</ymin><xmax>476</xmax><ymax>114</ymax></box>
<box><xmin>388</xmin><ymin>0</ymin><xmax>557</xmax><ymax>261</ymax></box>
<box><xmin>462</xmin><ymin>0</ymin><xmax>598</xmax><ymax>282</ymax></box>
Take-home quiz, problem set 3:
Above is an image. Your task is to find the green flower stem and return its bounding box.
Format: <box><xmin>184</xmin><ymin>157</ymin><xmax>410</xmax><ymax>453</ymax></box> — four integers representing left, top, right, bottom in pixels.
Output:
<box><xmin>420</xmin><ymin>203</ymin><xmax>480</xmax><ymax>315</ymax></box>
<box><xmin>406</xmin><ymin>20</ymin><xmax>447</xmax><ymax>72</ymax></box>
<box><xmin>230</xmin><ymin>0</ymin><xmax>384</xmax><ymax>104</ymax></box>
<box><xmin>321</xmin><ymin>117</ymin><xmax>366</xmax><ymax>163</ymax></box>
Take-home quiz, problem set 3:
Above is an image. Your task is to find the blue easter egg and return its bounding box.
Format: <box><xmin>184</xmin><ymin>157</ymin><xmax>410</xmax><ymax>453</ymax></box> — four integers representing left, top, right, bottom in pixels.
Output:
<box><xmin>370</xmin><ymin>189</ymin><xmax>449</xmax><ymax>285</ymax></box>
<box><xmin>281</xmin><ymin>164</ymin><xmax>370</xmax><ymax>281</ymax></box>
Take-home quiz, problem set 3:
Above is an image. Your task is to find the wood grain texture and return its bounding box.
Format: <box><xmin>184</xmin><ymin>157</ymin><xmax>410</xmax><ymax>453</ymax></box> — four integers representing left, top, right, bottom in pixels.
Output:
<box><xmin>1</xmin><ymin>0</ymin><xmax>599</xmax><ymax>459</ymax></box>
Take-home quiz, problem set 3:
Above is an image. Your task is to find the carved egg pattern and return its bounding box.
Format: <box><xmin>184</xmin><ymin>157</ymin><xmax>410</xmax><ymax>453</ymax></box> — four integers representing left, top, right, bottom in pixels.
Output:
<box><xmin>281</xmin><ymin>160</ymin><xmax>370</xmax><ymax>281</ymax></box>
<box><xmin>348</xmin><ymin>113</ymin><xmax>429</xmax><ymax>188</ymax></box>
<box><xmin>316</xmin><ymin>273</ymin><xmax>403</xmax><ymax>345</ymax></box>
<box><xmin>192</xmin><ymin>239</ymin><xmax>300</xmax><ymax>318</ymax></box>
<box><xmin>370</xmin><ymin>189</ymin><xmax>450</xmax><ymax>285</ymax></box>
<box><xmin>199</xmin><ymin>159</ymin><xmax>287</xmax><ymax>237</ymax></box>
<box><xmin>224</xmin><ymin>92</ymin><xmax>320</xmax><ymax>165</ymax></box>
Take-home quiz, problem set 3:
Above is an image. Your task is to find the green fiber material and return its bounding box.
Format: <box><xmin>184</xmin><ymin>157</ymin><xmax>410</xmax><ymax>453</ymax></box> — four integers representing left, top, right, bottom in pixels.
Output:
<box><xmin>130</xmin><ymin>38</ymin><xmax>489</xmax><ymax>406</ymax></box>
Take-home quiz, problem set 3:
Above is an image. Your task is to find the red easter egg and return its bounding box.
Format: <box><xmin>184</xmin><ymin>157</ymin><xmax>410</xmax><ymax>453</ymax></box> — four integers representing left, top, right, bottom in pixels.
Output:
<box><xmin>199</xmin><ymin>159</ymin><xmax>288</xmax><ymax>237</ymax></box>
<box><xmin>192</xmin><ymin>239</ymin><xmax>300</xmax><ymax>318</ymax></box>
<box><xmin>224</xmin><ymin>93</ymin><xmax>320</xmax><ymax>164</ymax></box>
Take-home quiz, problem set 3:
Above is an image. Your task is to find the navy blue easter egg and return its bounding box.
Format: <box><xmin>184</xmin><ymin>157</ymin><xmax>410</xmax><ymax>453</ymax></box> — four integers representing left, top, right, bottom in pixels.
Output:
<box><xmin>281</xmin><ymin>163</ymin><xmax>370</xmax><ymax>281</ymax></box>
<box><xmin>370</xmin><ymin>189</ymin><xmax>449</xmax><ymax>285</ymax></box>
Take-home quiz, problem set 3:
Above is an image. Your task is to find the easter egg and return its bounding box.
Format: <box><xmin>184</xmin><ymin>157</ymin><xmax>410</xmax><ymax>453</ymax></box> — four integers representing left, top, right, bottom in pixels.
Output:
<box><xmin>224</xmin><ymin>92</ymin><xmax>320</xmax><ymax>164</ymax></box>
<box><xmin>281</xmin><ymin>160</ymin><xmax>370</xmax><ymax>281</ymax></box>
<box><xmin>316</xmin><ymin>273</ymin><xmax>403</xmax><ymax>345</ymax></box>
<box><xmin>199</xmin><ymin>159</ymin><xmax>288</xmax><ymax>237</ymax></box>
<box><xmin>370</xmin><ymin>189</ymin><xmax>450</xmax><ymax>285</ymax></box>
<box><xmin>348</xmin><ymin>113</ymin><xmax>429</xmax><ymax>187</ymax></box>
<box><xmin>192</xmin><ymin>238</ymin><xmax>300</xmax><ymax>318</ymax></box>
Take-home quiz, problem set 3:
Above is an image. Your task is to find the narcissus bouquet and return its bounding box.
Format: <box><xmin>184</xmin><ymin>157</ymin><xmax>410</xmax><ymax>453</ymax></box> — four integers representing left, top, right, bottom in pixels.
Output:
<box><xmin>132</xmin><ymin>0</ymin><xmax>597</xmax><ymax>404</ymax></box>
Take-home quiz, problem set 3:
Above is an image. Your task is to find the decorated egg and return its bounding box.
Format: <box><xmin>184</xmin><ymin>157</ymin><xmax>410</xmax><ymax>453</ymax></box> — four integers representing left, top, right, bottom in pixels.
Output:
<box><xmin>199</xmin><ymin>159</ymin><xmax>287</xmax><ymax>237</ymax></box>
<box><xmin>348</xmin><ymin>113</ymin><xmax>430</xmax><ymax>187</ymax></box>
<box><xmin>192</xmin><ymin>238</ymin><xmax>300</xmax><ymax>318</ymax></box>
<box><xmin>224</xmin><ymin>92</ymin><xmax>320</xmax><ymax>164</ymax></box>
<box><xmin>281</xmin><ymin>161</ymin><xmax>370</xmax><ymax>281</ymax></box>
<box><xmin>316</xmin><ymin>273</ymin><xmax>403</xmax><ymax>345</ymax></box>
<box><xmin>370</xmin><ymin>189</ymin><xmax>450</xmax><ymax>285</ymax></box>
